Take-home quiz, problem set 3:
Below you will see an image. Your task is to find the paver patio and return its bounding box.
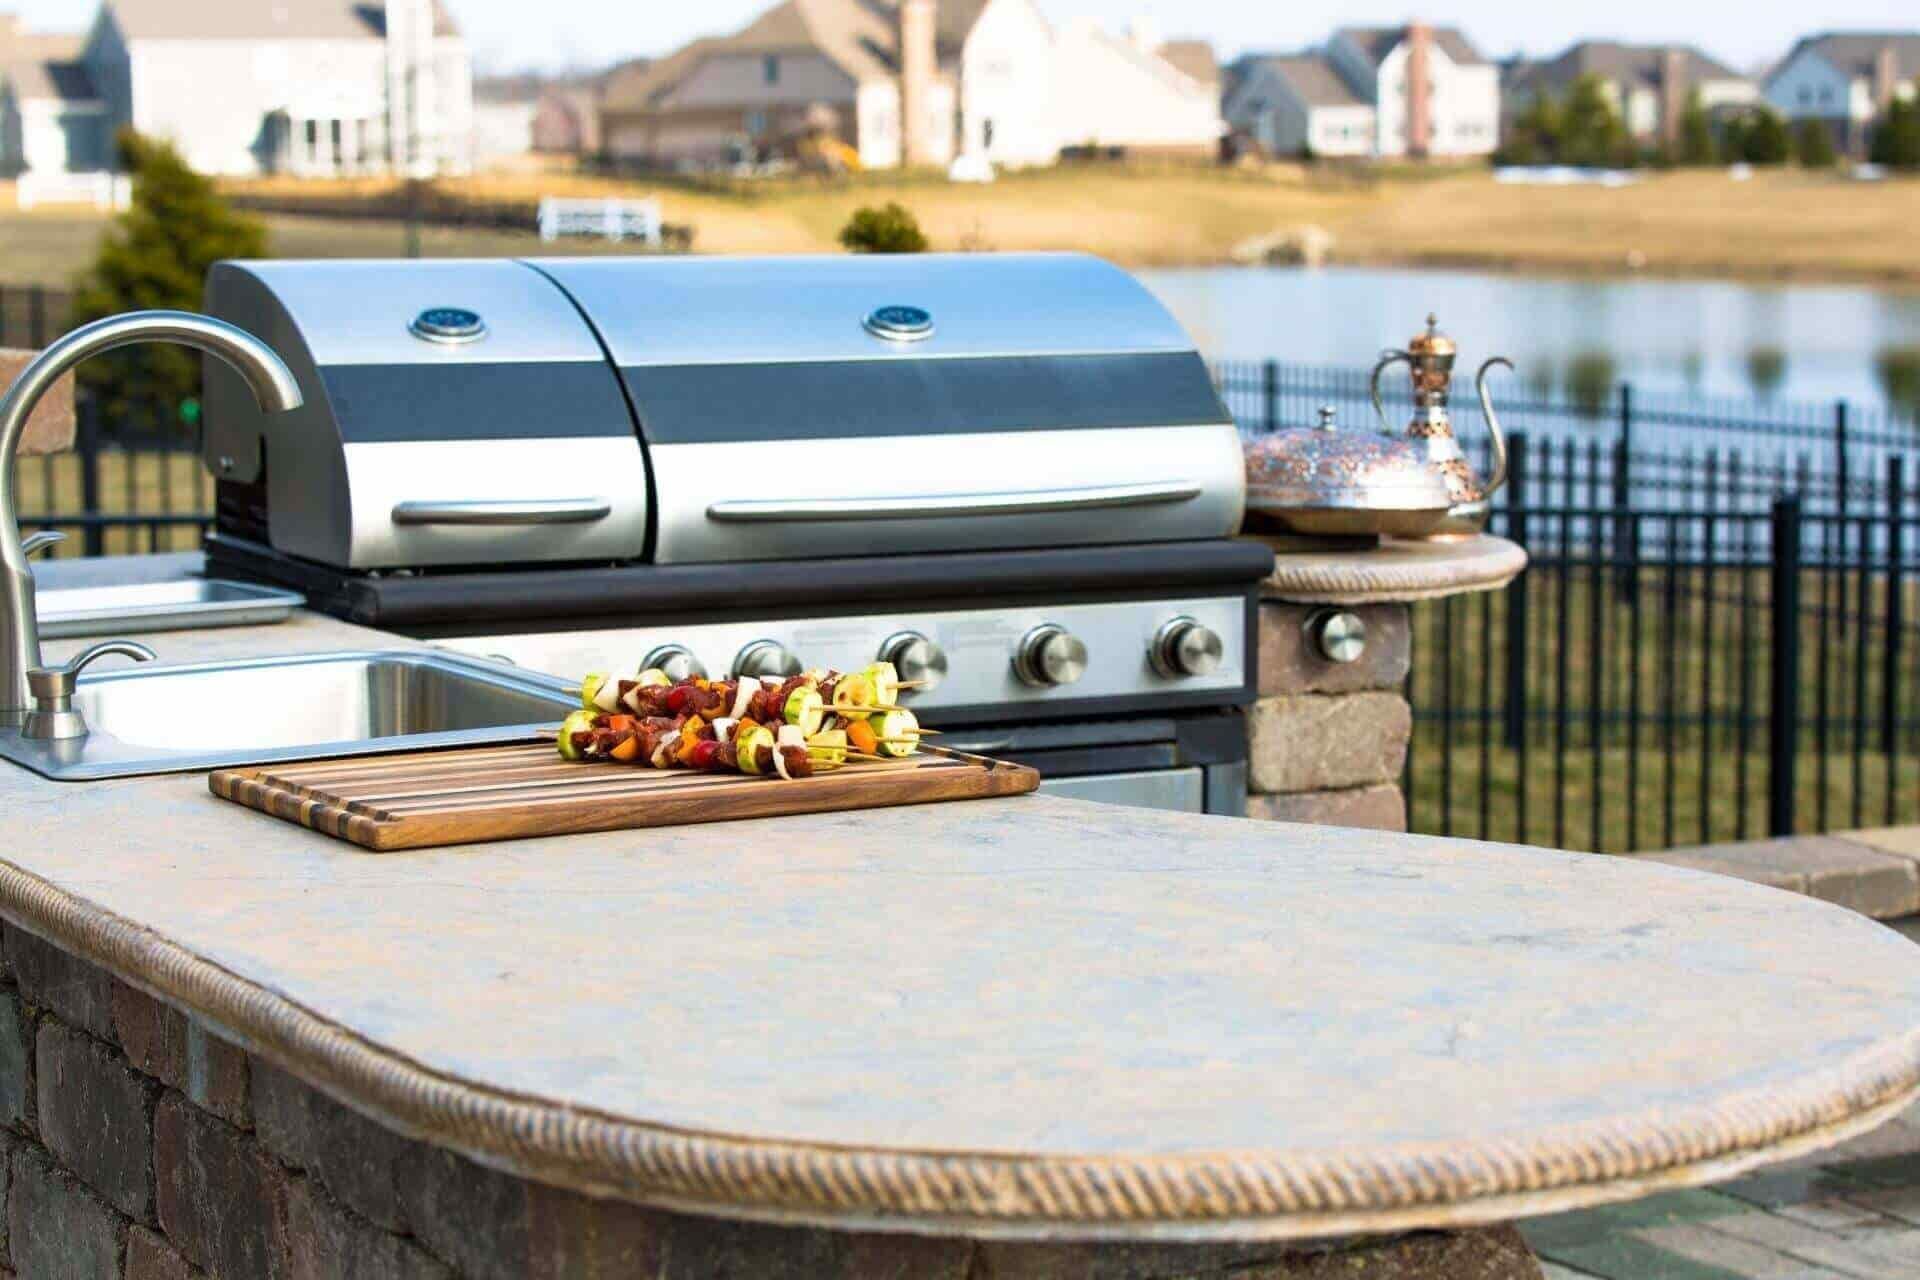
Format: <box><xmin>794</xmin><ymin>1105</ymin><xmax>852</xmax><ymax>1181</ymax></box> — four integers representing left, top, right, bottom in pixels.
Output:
<box><xmin>1523</xmin><ymin>916</ymin><xmax>1920</xmax><ymax>1279</ymax></box>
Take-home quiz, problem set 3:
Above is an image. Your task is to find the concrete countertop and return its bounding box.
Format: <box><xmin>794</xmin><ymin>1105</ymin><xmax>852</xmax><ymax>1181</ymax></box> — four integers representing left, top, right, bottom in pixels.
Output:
<box><xmin>0</xmin><ymin>584</ymin><xmax>1917</xmax><ymax>1242</ymax></box>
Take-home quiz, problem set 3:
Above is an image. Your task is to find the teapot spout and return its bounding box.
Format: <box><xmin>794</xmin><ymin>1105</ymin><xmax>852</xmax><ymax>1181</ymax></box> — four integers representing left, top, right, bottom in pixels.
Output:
<box><xmin>1475</xmin><ymin>356</ymin><xmax>1515</xmax><ymax>497</ymax></box>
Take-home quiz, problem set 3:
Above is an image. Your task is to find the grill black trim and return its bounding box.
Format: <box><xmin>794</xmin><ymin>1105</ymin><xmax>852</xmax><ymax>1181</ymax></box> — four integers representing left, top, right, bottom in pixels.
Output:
<box><xmin>318</xmin><ymin>362</ymin><xmax>635</xmax><ymax>443</ymax></box>
<box><xmin>618</xmin><ymin>352</ymin><xmax>1230</xmax><ymax>444</ymax></box>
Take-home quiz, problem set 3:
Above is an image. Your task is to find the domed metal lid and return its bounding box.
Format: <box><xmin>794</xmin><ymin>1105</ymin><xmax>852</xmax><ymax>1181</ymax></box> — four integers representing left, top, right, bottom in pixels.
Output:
<box><xmin>1244</xmin><ymin>406</ymin><xmax>1453</xmax><ymax>517</ymax></box>
<box><xmin>1405</xmin><ymin>313</ymin><xmax>1457</xmax><ymax>358</ymax></box>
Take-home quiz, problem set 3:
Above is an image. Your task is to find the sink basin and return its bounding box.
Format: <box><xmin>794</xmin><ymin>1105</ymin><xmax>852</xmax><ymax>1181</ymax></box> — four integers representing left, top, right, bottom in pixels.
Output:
<box><xmin>0</xmin><ymin>651</ymin><xmax>576</xmax><ymax>781</ymax></box>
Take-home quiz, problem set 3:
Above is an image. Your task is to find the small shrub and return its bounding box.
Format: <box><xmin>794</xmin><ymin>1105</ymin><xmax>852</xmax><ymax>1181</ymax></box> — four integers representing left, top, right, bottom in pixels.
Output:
<box><xmin>1795</xmin><ymin>119</ymin><xmax>1838</xmax><ymax>168</ymax></box>
<box><xmin>1871</xmin><ymin>97</ymin><xmax>1920</xmax><ymax>169</ymax></box>
<box><xmin>1879</xmin><ymin>346</ymin><xmax>1920</xmax><ymax>419</ymax></box>
<box><xmin>1746</xmin><ymin>347</ymin><xmax>1787</xmax><ymax>399</ymax></box>
<box><xmin>1565</xmin><ymin>351</ymin><xmax>1618</xmax><ymax>418</ymax></box>
<box><xmin>838</xmin><ymin>202</ymin><xmax>929</xmax><ymax>254</ymax></box>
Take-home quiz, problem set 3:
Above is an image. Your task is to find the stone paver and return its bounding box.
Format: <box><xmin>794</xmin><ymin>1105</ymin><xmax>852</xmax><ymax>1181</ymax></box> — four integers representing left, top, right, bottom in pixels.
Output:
<box><xmin>1839</xmin><ymin>1186</ymin><xmax>1920</xmax><ymax>1228</ymax></box>
<box><xmin>1639</xmin><ymin>1221</ymin><xmax>1826</xmax><ymax>1277</ymax></box>
<box><xmin>1702</xmin><ymin>1210</ymin><xmax>1920</xmax><ymax>1278</ymax></box>
<box><xmin>1643</xmin><ymin>837</ymin><xmax>1920</xmax><ymax>918</ymax></box>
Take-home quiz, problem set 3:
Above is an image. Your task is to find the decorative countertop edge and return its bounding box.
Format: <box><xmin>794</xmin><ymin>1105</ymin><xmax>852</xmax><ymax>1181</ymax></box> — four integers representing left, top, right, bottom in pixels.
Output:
<box><xmin>1259</xmin><ymin>535</ymin><xmax>1528</xmax><ymax>605</ymax></box>
<box><xmin>0</xmin><ymin>853</ymin><xmax>1914</xmax><ymax>1240</ymax></box>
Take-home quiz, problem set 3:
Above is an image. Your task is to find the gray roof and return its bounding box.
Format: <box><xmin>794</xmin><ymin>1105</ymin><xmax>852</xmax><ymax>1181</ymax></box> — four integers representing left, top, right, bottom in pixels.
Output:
<box><xmin>1335</xmin><ymin>25</ymin><xmax>1487</xmax><ymax>68</ymax></box>
<box><xmin>1509</xmin><ymin>41</ymin><xmax>1747</xmax><ymax>96</ymax></box>
<box><xmin>104</xmin><ymin>0</ymin><xmax>459</xmax><ymax>42</ymax></box>
<box><xmin>1781</xmin><ymin>31</ymin><xmax>1920</xmax><ymax>82</ymax></box>
<box><xmin>1252</xmin><ymin>53</ymin><xmax>1367</xmax><ymax>108</ymax></box>
<box><xmin>1159</xmin><ymin>40</ymin><xmax>1219</xmax><ymax>88</ymax></box>
<box><xmin>3</xmin><ymin>58</ymin><xmax>98</xmax><ymax>103</ymax></box>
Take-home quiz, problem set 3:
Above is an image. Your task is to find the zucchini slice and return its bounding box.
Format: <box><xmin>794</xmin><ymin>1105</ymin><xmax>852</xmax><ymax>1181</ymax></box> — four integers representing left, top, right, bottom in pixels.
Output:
<box><xmin>783</xmin><ymin>687</ymin><xmax>826</xmax><ymax>736</ymax></box>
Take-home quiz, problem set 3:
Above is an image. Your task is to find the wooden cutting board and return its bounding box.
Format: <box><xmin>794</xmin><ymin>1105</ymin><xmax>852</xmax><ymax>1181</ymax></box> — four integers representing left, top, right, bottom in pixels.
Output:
<box><xmin>209</xmin><ymin>742</ymin><xmax>1040</xmax><ymax>852</ymax></box>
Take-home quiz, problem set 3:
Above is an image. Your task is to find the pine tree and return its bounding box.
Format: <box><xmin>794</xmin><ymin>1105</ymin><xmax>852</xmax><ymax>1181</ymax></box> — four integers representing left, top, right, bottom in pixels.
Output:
<box><xmin>70</xmin><ymin>130</ymin><xmax>268</xmax><ymax>431</ymax></box>
<box><xmin>1871</xmin><ymin>95</ymin><xmax>1920</xmax><ymax>169</ymax></box>
<box><xmin>1740</xmin><ymin>107</ymin><xmax>1792</xmax><ymax>165</ymax></box>
<box><xmin>1795</xmin><ymin>118</ymin><xmax>1838</xmax><ymax>168</ymax></box>
<box><xmin>1677</xmin><ymin>91</ymin><xmax>1716</xmax><ymax>165</ymax></box>
<box><xmin>1556</xmin><ymin>74</ymin><xmax>1629</xmax><ymax>168</ymax></box>
<box><xmin>1496</xmin><ymin>89</ymin><xmax>1561</xmax><ymax>165</ymax></box>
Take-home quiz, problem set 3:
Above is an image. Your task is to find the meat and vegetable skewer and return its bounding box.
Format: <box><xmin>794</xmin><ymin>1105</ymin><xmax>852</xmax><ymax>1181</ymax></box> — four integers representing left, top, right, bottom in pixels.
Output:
<box><xmin>555</xmin><ymin>663</ymin><xmax>928</xmax><ymax>781</ymax></box>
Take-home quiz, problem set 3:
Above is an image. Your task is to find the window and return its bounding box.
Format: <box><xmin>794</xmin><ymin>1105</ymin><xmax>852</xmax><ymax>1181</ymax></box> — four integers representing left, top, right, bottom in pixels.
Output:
<box><xmin>764</xmin><ymin>55</ymin><xmax>779</xmax><ymax>85</ymax></box>
<box><xmin>983</xmin><ymin>118</ymin><xmax>995</xmax><ymax>149</ymax></box>
<box><xmin>1799</xmin><ymin>86</ymin><xmax>1812</xmax><ymax>105</ymax></box>
<box><xmin>745</xmin><ymin>110</ymin><xmax>768</xmax><ymax>136</ymax></box>
<box><xmin>1820</xmin><ymin>86</ymin><xmax>1833</xmax><ymax>105</ymax></box>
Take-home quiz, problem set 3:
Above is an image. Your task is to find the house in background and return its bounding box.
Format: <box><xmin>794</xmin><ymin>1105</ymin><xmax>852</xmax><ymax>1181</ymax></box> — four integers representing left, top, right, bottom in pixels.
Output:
<box><xmin>1503</xmin><ymin>42</ymin><xmax>1755</xmax><ymax>146</ymax></box>
<box><xmin>0</xmin><ymin>15</ymin><xmax>109</xmax><ymax>177</ymax></box>
<box><xmin>599</xmin><ymin>0</ymin><xmax>1220</xmax><ymax>172</ymax></box>
<box><xmin>1326</xmin><ymin>24</ymin><xmax>1499</xmax><ymax>158</ymax></box>
<box><xmin>1223</xmin><ymin>52</ymin><xmax>1375</xmax><ymax>158</ymax></box>
<box><xmin>1765</xmin><ymin>32</ymin><xmax>1920</xmax><ymax>155</ymax></box>
<box><xmin>1223</xmin><ymin>22</ymin><xmax>1494</xmax><ymax>160</ymax></box>
<box><xmin>45</xmin><ymin>0</ymin><xmax>474</xmax><ymax>178</ymax></box>
<box><xmin>1052</xmin><ymin>19</ymin><xmax>1220</xmax><ymax>156</ymax></box>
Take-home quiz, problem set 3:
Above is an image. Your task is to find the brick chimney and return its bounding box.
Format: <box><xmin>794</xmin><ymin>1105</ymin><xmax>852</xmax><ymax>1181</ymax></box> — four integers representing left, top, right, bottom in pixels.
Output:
<box><xmin>898</xmin><ymin>0</ymin><xmax>936</xmax><ymax>166</ymax></box>
<box><xmin>1660</xmin><ymin>47</ymin><xmax>1687</xmax><ymax>147</ymax></box>
<box><xmin>1405</xmin><ymin>21</ymin><xmax>1434</xmax><ymax>158</ymax></box>
<box><xmin>1874</xmin><ymin>43</ymin><xmax>1900</xmax><ymax>115</ymax></box>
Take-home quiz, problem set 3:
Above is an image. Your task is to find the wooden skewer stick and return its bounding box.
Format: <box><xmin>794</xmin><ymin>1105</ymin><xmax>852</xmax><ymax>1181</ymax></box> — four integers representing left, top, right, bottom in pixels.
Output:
<box><xmin>562</xmin><ymin>685</ymin><xmax>582</xmax><ymax>696</ymax></box>
<box><xmin>892</xmin><ymin>679</ymin><xmax>931</xmax><ymax>689</ymax></box>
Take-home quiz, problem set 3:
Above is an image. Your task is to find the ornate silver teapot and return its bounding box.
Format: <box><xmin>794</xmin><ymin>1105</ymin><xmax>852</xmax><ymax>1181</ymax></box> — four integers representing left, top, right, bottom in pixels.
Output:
<box><xmin>1369</xmin><ymin>314</ymin><xmax>1513</xmax><ymax>539</ymax></box>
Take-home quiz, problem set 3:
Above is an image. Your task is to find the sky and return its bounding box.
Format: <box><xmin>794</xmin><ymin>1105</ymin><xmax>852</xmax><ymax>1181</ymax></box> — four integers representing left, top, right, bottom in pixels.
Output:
<box><xmin>10</xmin><ymin>1</ymin><xmax>1915</xmax><ymax>76</ymax></box>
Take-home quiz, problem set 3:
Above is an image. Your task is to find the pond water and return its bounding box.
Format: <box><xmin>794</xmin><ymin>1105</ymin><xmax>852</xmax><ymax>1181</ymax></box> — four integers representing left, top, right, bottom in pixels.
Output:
<box><xmin>1137</xmin><ymin>266</ymin><xmax>1920</xmax><ymax>418</ymax></box>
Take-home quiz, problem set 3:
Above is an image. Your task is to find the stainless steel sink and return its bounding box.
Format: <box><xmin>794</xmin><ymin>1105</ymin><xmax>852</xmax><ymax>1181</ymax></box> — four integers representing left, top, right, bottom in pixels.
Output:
<box><xmin>0</xmin><ymin>651</ymin><xmax>575</xmax><ymax>781</ymax></box>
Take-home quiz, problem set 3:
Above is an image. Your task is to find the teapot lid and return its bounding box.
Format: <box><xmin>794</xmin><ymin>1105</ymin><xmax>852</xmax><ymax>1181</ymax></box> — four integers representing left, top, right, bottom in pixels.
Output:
<box><xmin>1406</xmin><ymin>313</ymin><xmax>1457</xmax><ymax>358</ymax></box>
<box><xmin>1243</xmin><ymin>405</ymin><xmax>1452</xmax><ymax>515</ymax></box>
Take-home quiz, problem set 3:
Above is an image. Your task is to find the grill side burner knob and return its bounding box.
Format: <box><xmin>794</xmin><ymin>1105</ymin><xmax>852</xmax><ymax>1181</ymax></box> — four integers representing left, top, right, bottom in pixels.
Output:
<box><xmin>1308</xmin><ymin>610</ymin><xmax>1368</xmax><ymax>665</ymax></box>
<box><xmin>1013</xmin><ymin>625</ymin><xmax>1088</xmax><ymax>688</ymax></box>
<box><xmin>641</xmin><ymin>645</ymin><xmax>706</xmax><ymax>682</ymax></box>
<box><xmin>1150</xmin><ymin>617</ymin><xmax>1224</xmax><ymax>678</ymax></box>
<box><xmin>879</xmin><ymin>631</ymin><xmax>948</xmax><ymax>693</ymax></box>
<box><xmin>733</xmin><ymin>640</ymin><xmax>802</xmax><ymax>681</ymax></box>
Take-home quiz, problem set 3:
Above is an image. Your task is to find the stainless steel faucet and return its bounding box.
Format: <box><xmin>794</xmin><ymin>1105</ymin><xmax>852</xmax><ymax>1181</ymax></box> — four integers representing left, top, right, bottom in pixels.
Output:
<box><xmin>0</xmin><ymin>311</ymin><xmax>304</xmax><ymax>720</ymax></box>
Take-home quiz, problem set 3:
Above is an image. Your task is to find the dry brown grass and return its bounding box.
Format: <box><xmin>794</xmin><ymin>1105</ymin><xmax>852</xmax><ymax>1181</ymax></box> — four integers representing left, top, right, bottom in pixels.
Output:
<box><xmin>5</xmin><ymin>164</ymin><xmax>1919</xmax><ymax>287</ymax></box>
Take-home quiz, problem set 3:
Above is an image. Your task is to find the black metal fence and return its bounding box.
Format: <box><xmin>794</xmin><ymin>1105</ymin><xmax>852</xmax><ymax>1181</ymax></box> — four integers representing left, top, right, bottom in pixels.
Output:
<box><xmin>1220</xmin><ymin>358</ymin><xmax>1920</xmax><ymax>852</ymax></box>
<box><xmin>12</xmin><ymin>335</ymin><xmax>1920</xmax><ymax>853</ymax></box>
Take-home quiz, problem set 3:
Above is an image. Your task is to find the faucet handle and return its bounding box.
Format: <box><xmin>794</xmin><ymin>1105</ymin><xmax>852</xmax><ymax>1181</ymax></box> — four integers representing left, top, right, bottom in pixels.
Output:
<box><xmin>21</xmin><ymin>530</ymin><xmax>64</xmax><ymax>560</ymax></box>
<box><xmin>24</xmin><ymin>640</ymin><xmax>156</xmax><ymax>740</ymax></box>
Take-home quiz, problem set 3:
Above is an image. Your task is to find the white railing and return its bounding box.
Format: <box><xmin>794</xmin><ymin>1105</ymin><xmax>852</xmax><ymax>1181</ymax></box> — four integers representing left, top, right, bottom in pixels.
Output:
<box><xmin>536</xmin><ymin>196</ymin><xmax>662</xmax><ymax>244</ymax></box>
<box><xmin>16</xmin><ymin>171</ymin><xmax>131</xmax><ymax>212</ymax></box>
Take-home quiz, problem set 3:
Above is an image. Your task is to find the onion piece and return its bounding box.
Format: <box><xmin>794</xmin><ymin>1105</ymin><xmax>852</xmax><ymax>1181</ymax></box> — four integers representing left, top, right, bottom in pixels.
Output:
<box><xmin>713</xmin><ymin>717</ymin><xmax>737</xmax><ymax>745</ymax></box>
<box><xmin>772</xmin><ymin>747</ymin><xmax>793</xmax><ymax>781</ymax></box>
<box><xmin>730</xmin><ymin>681</ymin><xmax>757</xmax><ymax>719</ymax></box>
<box><xmin>650</xmin><ymin>739</ymin><xmax>674</xmax><ymax>769</ymax></box>
<box><xmin>776</xmin><ymin>724</ymin><xmax>806</xmax><ymax>749</ymax></box>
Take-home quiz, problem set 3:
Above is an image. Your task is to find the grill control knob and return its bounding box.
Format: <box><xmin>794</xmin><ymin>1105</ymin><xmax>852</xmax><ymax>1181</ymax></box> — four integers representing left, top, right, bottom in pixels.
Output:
<box><xmin>732</xmin><ymin>640</ymin><xmax>802</xmax><ymax>681</ymax></box>
<box><xmin>1013</xmin><ymin>624</ymin><xmax>1088</xmax><ymax>688</ymax></box>
<box><xmin>641</xmin><ymin>645</ymin><xmax>706</xmax><ymax>683</ymax></box>
<box><xmin>1150</xmin><ymin>617</ymin><xmax>1224</xmax><ymax>678</ymax></box>
<box><xmin>1308</xmin><ymin>610</ymin><xmax>1367</xmax><ymax>665</ymax></box>
<box><xmin>879</xmin><ymin>631</ymin><xmax>948</xmax><ymax>693</ymax></box>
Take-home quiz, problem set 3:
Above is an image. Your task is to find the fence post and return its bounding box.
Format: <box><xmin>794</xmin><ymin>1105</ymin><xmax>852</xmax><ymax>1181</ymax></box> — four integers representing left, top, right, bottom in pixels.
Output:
<box><xmin>1885</xmin><ymin>456</ymin><xmax>1906</xmax><ymax>754</ymax></box>
<box><xmin>77</xmin><ymin>395</ymin><xmax>104</xmax><ymax>558</ymax></box>
<box><xmin>1502</xmin><ymin>431</ymin><xmax>1529</xmax><ymax>749</ymax></box>
<box><xmin>1768</xmin><ymin>494</ymin><xmax>1803</xmax><ymax>837</ymax></box>
<box><xmin>1834</xmin><ymin>400</ymin><xmax>1849</xmax><ymax>518</ymax></box>
<box><xmin>1261</xmin><ymin>360</ymin><xmax>1278</xmax><ymax>433</ymax></box>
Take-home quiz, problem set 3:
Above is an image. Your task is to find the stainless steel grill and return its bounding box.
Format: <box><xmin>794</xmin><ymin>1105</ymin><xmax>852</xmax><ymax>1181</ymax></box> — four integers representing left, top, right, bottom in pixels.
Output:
<box><xmin>202</xmin><ymin>252</ymin><xmax>1270</xmax><ymax>814</ymax></box>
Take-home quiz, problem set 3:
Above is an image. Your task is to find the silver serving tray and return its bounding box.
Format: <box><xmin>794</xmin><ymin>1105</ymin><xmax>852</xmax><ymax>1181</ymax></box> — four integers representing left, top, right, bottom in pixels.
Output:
<box><xmin>34</xmin><ymin>578</ymin><xmax>304</xmax><ymax>639</ymax></box>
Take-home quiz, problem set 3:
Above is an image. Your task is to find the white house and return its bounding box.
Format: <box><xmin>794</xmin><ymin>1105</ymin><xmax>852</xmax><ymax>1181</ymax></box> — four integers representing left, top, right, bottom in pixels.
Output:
<box><xmin>20</xmin><ymin>0</ymin><xmax>476</xmax><ymax>179</ymax></box>
<box><xmin>1326</xmin><ymin>24</ymin><xmax>1499</xmax><ymax>158</ymax></box>
<box><xmin>1504</xmin><ymin>42</ymin><xmax>1755</xmax><ymax>145</ymax></box>
<box><xmin>0</xmin><ymin>19</ymin><xmax>110</xmax><ymax>178</ymax></box>
<box><xmin>1765</xmin><ymin>32</ymin><xmax>1920</xmax><ymax>156</ymax></box>
<box><xmin>600</xmin><ymin>0</ymin><xmax>1220</xmax><ymax>171</ymax></box>
<box><xmin>1051</xmin><ymin>19</ymin><xmax>1220</xmax><ymax>155</ymax></box>
<box><xmin>1224</xmin><ymin>53</ymin><xmax>1375</xmax><ymax>158</ymax></box>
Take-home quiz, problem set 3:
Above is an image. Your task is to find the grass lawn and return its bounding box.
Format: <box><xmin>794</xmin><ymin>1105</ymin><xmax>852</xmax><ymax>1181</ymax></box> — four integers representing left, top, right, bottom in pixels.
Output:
<box><xmin>3</xmin><ymin>165</ymin><xmax>1920</xmax><ymax>284</ymax></box>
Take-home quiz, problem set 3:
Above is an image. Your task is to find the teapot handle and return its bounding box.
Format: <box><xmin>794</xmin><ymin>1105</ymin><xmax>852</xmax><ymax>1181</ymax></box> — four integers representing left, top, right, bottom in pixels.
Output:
<box><xmin>1368</xmin><ymin>349</ymin><xmax>1412</xmax><ymax>434</ymax></box>
<box><xmin>1475</xmin><ymin>357</ymin><xmax>1515</xmax><ymax>498</ymax></box>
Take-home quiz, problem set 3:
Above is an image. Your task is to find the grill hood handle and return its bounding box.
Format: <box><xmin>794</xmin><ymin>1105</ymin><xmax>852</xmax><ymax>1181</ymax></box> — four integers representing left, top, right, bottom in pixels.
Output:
<box><xmin>706</xmin><ymin>481</ymin><xmax>1203</xmax><ymax>524</ymax></box>
<box><xmin>391</xmin><ymin>498</ymin><xmax>613</xmax><ymax>527</ymax></box>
